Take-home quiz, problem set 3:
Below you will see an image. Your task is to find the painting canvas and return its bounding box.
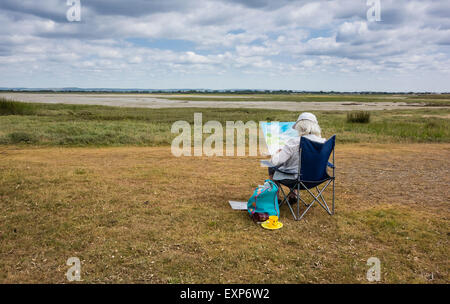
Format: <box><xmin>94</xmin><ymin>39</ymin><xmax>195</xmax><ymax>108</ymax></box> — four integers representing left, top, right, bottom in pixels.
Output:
<box><xmin>260</xmin><ymin>122</ymin><xmax>298</xmax><ymax>155</ymax></box>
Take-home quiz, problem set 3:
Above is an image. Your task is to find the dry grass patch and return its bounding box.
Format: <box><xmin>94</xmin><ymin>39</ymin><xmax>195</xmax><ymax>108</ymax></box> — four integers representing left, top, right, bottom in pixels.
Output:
<box><xmin>0</xmin><ymin>144</ymin><xmax>448</xmax><ymax>283</ymax></box>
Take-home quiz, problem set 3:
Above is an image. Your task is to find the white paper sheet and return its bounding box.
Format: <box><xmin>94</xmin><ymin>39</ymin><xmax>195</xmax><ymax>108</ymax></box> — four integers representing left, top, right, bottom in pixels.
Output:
<box><xmin>228</xmin><ymin>201</ymin><xmax>248</xmax><ymax>210</ymax></box>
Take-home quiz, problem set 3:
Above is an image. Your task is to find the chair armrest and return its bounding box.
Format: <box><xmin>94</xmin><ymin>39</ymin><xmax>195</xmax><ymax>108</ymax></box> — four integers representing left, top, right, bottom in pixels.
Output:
<box><xmin>327</xmin><ymin>162</ymin><xmax>335</xmax><ymax>169</ymax></box>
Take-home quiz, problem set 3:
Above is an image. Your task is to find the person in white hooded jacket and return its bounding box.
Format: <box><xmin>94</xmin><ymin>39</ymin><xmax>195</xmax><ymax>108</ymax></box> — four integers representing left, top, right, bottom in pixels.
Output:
<box><xmin>268</xmin><ymin>112</ymin><xmax>326</xmax><ymax>203</ymax></box>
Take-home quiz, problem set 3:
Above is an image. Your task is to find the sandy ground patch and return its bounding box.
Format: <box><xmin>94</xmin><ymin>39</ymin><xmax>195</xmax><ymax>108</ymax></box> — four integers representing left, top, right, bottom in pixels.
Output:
<box><xmin>394</xmin><ymin>114</ymin><xmax>450</xmax><ymax>119</ymax></box>
<box><xmin>422</xmin><ymin>114</ymin><xmax>450</xmax><ymax>119</ymax></box>
<box><xmin>0</xmin><ymin>92</ymin><xmax>443</xmax><ymax>112</ymax></box>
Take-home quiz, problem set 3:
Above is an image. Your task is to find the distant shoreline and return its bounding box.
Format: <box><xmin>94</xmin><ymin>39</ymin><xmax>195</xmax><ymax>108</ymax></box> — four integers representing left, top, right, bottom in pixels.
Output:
<box><xmin>1</xmin><ymin>89</ymin><xmax>449</xmax><ymax>95</ymax></box>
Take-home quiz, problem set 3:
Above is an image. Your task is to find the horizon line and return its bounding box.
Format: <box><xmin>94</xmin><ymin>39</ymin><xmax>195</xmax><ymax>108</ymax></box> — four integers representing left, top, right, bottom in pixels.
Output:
<box><xmin>1</xmin><ymin>88</ymin><xmax>448</xmax><ymax>94</ymax></box>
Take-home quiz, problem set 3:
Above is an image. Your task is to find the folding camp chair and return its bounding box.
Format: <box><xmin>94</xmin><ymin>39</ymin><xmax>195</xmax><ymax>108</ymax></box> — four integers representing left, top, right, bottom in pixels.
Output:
<box><xmin>274</xmin><ymin>135</ymin><xmax>336</xmax><ymax>221</ymax></box>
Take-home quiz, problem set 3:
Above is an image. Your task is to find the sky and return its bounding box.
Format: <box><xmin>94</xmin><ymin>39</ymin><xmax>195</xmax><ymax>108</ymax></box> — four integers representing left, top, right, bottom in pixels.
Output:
<box><xmin>0</xmin><ymin>0</ymin><xmax>449</xmax><ymax>92</ymax></box>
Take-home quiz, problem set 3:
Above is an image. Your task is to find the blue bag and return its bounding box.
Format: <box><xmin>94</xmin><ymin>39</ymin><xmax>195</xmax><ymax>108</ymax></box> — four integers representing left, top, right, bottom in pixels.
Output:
<box><xmin>247</xmin><ymin>180</ymin><xmax>280</xmax><ymax>217</ymax></box>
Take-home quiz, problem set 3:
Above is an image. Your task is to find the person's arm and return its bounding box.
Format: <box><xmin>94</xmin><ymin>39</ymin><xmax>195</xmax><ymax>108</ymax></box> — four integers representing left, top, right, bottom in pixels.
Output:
<box><xmin>270</xmin><ymin>144</ymin><xmax>293</xmax><ymax>167</ymax></box>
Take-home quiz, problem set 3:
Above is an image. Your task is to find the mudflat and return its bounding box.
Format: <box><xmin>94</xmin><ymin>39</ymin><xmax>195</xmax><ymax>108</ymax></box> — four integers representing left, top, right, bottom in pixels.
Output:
<box><xmin>0</xmin><ymin>92</ymin><xmax>443</xmax><ymax>112</ymax></box>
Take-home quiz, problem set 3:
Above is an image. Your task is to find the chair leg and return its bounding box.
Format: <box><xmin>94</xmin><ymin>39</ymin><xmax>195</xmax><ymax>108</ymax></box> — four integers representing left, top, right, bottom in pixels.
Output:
<box><xmin>297</xmin><ymin>199</ymin><xmax>315</xmax><ymax>221</ymax></box>
<box><xmin>316</xmin><ymin>186</ymin><xmax>332</xmax><ymax>215</ymax></box>
<box><xmin>286</xmin><ymin>197</ymin><xmax>298</xmax><ymax>221</ymax></box>
<box><xmin>279</xmin><ymin>184</ymin><xmax>298</xmax><ymax>220</ymax></box>
<box><xmin>278</xmin><ymin>186</ymin><xmax>286</xmax><ymax>207</ymax></box>
<box><xmin>297</xmin><ymin>181</ymin><xmax>333</xmax><ymax>219</ymax></box>
<box><xmin>332</xmin><ymin>178</ymin><xmax>335</xmax><ymax>215</ymax></box>
<box><xmin>278</xmin><ymin>180</ymin><xmax>335</xmax><ymax>221</ymax></box>
<box><xmin>296</xmin><ymin>183</ymin><xmax>300</xmax><ymax>220</ymax></box>
<box><xmin>303</xmin><ymin>182</ymin><xmax>330</xmax><ymax>213</ymax></box>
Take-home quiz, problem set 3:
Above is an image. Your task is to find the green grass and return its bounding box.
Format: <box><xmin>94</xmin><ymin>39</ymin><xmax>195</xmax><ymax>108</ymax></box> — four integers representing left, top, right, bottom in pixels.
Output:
<box><xmin>409</xmin><ymin>94</ymin><xmax>450</xmax><ymax>100</ymax></box>
<box><xmin>0</xmin><ymin>100</ymin><xmax>449</xmax><ymax>146</ymax></box>
<box><xmin>347</xmin><ymin>111</ymin><xmax>371</xmax><ymax>123</ymax></box>
<box><xmin>0</xmin><ymin>98</ymin><xmax>35</xmax><ymax>115</ymax></box>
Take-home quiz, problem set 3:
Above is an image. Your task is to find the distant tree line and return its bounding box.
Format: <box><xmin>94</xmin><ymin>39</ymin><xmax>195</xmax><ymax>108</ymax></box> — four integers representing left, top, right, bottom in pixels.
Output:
<box><xmin>0</xmin><ymin>88</ymin><xmax>448</xmax><ymax>95</ymax></box>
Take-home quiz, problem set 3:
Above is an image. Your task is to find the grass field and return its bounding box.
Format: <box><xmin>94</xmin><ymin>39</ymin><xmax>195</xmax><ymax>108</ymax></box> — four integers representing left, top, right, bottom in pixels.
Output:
<box><xmin>160</xmin><ymin>93</ymin><xmax>450</xmax><ymax>106</ymax></box>
<box><xmin>0</xmin><ymin>97</ymin><xmax>449</xmax><ymax>283</ymax></box>
<box><xmin>1</xmin><ymin>144</ymin><xmax>448</xmax><ymax>283</ymax></box>
<box><xmin>0</xmin><ymin>99</ymin><xmax>449</xmax><ymax>146</ymax></box>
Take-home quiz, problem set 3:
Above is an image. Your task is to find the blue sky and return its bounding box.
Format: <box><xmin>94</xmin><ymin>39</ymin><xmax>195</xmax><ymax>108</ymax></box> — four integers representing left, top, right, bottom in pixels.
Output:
<box><xmin>0</xmin><ymin>0</ymin><xmax>449</xmax><ymax>91</ymax></box>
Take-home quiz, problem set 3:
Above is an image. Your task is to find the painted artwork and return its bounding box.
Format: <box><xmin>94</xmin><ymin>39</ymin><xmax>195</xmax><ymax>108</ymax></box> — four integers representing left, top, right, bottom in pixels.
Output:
<box><xmin>260</xmin><ymin>122</ymin><xmax>298</xmax><ymax>155</ymax></box>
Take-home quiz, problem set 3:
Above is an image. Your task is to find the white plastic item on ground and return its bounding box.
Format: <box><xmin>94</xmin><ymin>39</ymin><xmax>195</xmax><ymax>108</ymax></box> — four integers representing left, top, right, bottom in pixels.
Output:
<box><xmin>228</xmin><ymin>201</ymin><xmax>248</xmax><ymax>210</ymax></box>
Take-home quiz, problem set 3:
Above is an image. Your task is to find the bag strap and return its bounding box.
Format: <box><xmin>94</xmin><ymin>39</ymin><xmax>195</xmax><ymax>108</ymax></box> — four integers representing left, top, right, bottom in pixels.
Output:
<box><xmin>265</xmin><ymin>179</ymin><xmax>278</xmax><ymax>191</ymax></box>
<box><xmin>266</xmin><ymin>180</ymin><xmax>280</xmax><ymax>217</ymax></box>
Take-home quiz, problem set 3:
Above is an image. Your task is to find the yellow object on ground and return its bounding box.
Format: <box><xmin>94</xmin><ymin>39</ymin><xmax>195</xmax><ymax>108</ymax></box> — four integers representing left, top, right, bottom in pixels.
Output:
<box><xmin>261</xmin><ymin>216</ymin><xmax>283</xmax><ymax>230</ymax></box>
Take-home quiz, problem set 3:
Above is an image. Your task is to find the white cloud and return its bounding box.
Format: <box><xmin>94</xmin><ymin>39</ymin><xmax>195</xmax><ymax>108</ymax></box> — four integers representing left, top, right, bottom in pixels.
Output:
<box><xmin>0</xmin><ymin>0</ymin><xmax>449</xmax><ymax>91</ymax></box>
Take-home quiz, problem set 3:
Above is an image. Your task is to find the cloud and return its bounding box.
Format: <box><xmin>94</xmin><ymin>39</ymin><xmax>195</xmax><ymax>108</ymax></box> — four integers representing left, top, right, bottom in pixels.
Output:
<box><xmin>0</xmin><ymin>0</ymin><xmax>449</xmax><ymax>91</ymax></box>
<box><xmin>0</xmin><ymin>0</ymin><xmax>68</xmax><ymax>22</ymax></box>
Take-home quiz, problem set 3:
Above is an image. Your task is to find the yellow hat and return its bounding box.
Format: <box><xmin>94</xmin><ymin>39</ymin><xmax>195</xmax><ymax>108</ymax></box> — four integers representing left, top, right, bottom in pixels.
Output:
<box><xmin>261</xmin><ymin>216</ymin><xmax>283</xmax><ymax>230</ymax></box>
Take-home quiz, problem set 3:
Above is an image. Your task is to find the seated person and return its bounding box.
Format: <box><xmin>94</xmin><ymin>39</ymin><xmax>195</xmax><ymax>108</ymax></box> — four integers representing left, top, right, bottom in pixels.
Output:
<box><xmin>268</xmin><ymin>112</ymin><xmax>326</xmax><ymax>203</ymax></box>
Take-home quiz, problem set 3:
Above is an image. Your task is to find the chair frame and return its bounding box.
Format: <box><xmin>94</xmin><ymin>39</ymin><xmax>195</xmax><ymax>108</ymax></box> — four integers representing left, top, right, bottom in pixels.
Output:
<box><xmin>276</xmin><ymin>137</ymin><xmax>335</xmax><ymax>221</ymax></box>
